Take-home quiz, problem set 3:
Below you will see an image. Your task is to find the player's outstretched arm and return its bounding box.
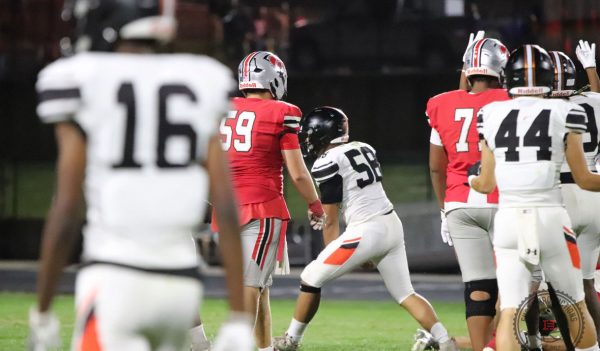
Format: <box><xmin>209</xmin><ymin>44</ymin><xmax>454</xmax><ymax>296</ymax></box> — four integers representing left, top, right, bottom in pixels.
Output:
<box><xmin>282</xmin><ymin>149</ymin><xmax>324</xmax><ymax>229</ymax></box>
<box><xmin>30</xmin><ymin>122</ymin><xmax>85</xmax><ymax>350</ymax></box>
<box><xmin>283</xmin><ymin>149</ymin><xmax>319</xmax><ymax>204</ymax></box>
<box><xmin>459</xmin><ymin>31</ymin><xmax>485</xmax><ymax>91</ymax></box>
<box><xmin>566</xmin><ymin>133</ymin><xmax>600</xmax><ymax>191</ymax></box>
<box><xmin>428</xmin><ymin>143</ymin><xmax>447</xmax><ymax>209</ymax></box>
<box><xmin>322</xmin><ymin>204</ymin><xmax>340</xmax><ymax>246</ymax></box>
<box><xmin>469</xmin><ymin>141</ymin><xmax>496</xmax><ymax>194</ymax></box>
<box><xmin>576</xmin><ymin>40</ymin><xmax>599</xmax><ymax>92</ymax></box>
<box><xmin>37</xmin><ymin>122</ymin><xmax>85</xmax><ymax>312</ymax></box>
<box><xmin>206</xmin><ymin>135</ymin><xmax>245</xmax><ymax>313</ymax></box>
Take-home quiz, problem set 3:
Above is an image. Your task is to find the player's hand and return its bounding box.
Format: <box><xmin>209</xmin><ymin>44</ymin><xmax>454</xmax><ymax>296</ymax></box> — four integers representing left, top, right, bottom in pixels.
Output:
<box><xmin>212</xmin><ymin>313</ymin><xmax>254</xmax><ymax>351</ymax></box>
<box><xmin>440</xmin><ymin>210</ymin><xmax>453</xmax><ymax>247</ymax></box>
<box><xmin>27</xmin><ymin>308</ymin><xmax>61</xmax><ymax>351</ymax></box>
<box><xmin>463</xmin><ymin>30</ymin><xmax>485</xmax><ymax>63</ymax></box>
<box><xmin>467</xmin><ymin>161</ymin><xmax>481</xmax><ymax>188</ymax></box>
<box><xmin>576</xmin><ymin>40</ymin><xmax>596</xmax><ymax>69</ymax></box>
<box><xmin>307</xmin><ymin>199</ymin><xmax>325</xmax><ymax>230</ymax></box>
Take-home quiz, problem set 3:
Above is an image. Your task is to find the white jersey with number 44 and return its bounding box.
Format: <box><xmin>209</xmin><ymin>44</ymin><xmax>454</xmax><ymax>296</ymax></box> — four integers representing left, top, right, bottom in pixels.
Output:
<box><xmin>311</xmin><ymin>142</ymin><xmax>393</xmax><ymax>226</ymax></box>
<box><xmin>36</xmin><ymin>52</ymin><xmax>234</xmax><ymax>269</ymax></box>
<box><xmin>477</xmin><ymin>97</ymin><xmax>586</xmax><ymax>207</ymax></box>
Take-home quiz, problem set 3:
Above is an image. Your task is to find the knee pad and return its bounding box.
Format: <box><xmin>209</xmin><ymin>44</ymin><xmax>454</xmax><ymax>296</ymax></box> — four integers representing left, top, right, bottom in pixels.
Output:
<box><xmin>300</xmin><ymin>283</ymin><xmax>321</xmax><ymax>294</ymax></box>
<box><xmin>464</xmin><ymin>279</ymin><xmax>498</xmax><ymax>318</ymax></box>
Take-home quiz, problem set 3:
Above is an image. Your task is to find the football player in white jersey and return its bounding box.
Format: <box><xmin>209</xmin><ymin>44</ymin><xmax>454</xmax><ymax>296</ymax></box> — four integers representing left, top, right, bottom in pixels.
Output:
<box><xmin>549</xmin><ymin>42</ymin><xmax>600</xmax><ymax>342</ymax></box>
<box><xmin>471</xmin><ymin>44</ymin><xmax>600</xmax><ymax>350</ymax></box>
<box><xmin>273</xmin><ymin>107</ymin><xmax>458</xmax><ymax>351</ymax></box>
<box><xmin>27</xmin><ymin>1</ymin><xmax>252</xmax><ymax>351</ymax></box>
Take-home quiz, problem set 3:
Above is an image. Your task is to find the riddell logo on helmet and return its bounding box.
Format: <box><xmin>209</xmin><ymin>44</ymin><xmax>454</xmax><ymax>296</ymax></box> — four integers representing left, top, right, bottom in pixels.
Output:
<box><xmin>239</xmin><ymin>82</ymin><xmax>257</xmax><ymax>88</ymax></box>
<box><xmin>466</xmin><ymin>67</ymin><xmax>490</xmax><ymax>75</ymax></box>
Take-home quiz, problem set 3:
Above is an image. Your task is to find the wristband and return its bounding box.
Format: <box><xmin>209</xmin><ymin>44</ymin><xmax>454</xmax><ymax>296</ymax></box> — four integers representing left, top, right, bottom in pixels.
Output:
<box><xmin>467</xmin><ymin>175</ymin><xmax>477</xmax><ymax>188</ymax></box>
<box><xmin>308</xmin><ymin>199</ymin><xmax>324</xmax><ymax>216</ymax></box>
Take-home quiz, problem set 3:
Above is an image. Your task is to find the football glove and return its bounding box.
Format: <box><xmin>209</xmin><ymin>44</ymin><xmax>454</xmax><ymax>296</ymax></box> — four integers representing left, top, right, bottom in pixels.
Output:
<box><xmin>462</xmin><ymin>30</ymin><xmax>485</xmax><ymax>63</ymax></box>
<box><xmin>440</xmin><ymin>210</ymin><xmax>453</xmax><ymax>247</ymax></box>
<box><xmin>467</xmin><ymin>161</ymin><xmax>481</xmax><ymax>188</ymax></box>
<box><xmin>212</xmin><ymin>313</ymin><xmax>254</xmax><ymax>351</ymax></box>
<box><xmin>576</xmin><ymin>40</ymin><xmax>596</xmax><ymax>69</ymax></box>
<box><xmin>27</xmin><ymin>307</ymin><xmax>61</xmax><ymax>351</ymax></box>
<box><xmin>307</xmin><ymin>199</ymin><xmax>325</xmax><ymax>230</ymax></box>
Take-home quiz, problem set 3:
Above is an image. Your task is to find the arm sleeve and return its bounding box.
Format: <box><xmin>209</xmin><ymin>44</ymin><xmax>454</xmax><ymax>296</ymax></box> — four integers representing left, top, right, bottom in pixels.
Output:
<box><xmin>36</xmin><ymin>59</ymin><xmax>82</xmax><ymax>124</ymax></box>
<box><xmin>430</xmin><ymin>128</ymin><xmax>442</xmax><ymax>146</ymax></box>
<box><xmin>565</xmin><ymin>105</ymin><xmax>588</xmax><ymax>134</ymax></box>
<box><xmin>476</xmin><ymin>108</ymin><xmax>486</xmax><ymax>141</ymax></box>
<box><xmin>280</xmin><ymin>104</ymin><xmax>302</xmax><ymax>150</ymax></box>
<box><xmin>318</xmin><ymin>175</ymin><xmax>343</xmax><ymax>204</ymax></box>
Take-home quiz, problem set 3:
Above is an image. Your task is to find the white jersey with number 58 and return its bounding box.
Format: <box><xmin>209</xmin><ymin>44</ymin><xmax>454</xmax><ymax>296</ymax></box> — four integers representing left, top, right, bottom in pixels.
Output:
<box><xmin>36</xmin><ymin>52</ymin><xmax>234</xmax><ymax>269</ymax></box>
<box><xmin>477</xmin><ymin>97</ymin><xmax>586</xmax><ymax>207</ymax></box>
<box><xmin>311</xmin><ymin>142</ymin><xmax>393</xmax><ymax>226</ymax></box>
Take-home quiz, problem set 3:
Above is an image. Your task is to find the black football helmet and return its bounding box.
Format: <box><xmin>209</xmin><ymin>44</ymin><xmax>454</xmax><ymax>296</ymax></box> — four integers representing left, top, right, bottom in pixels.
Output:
<box><xmin>299</xmin><ymin>107</ymin><xmax>349</xmax><ymax>158</ymax></box>
<box><xmin>549</xmin><ymin>51</ymin><xmax>577</xmax><ymax>93</ymax></box>
<box><xmin>505</xmin><ymin>44</ymin><xmax>555</xmax><ymax>96</ymax></box>
<box><xmin>61</xmin><ymin>0</ymin><xmax>177</xmax><ymax>54</ymax></box>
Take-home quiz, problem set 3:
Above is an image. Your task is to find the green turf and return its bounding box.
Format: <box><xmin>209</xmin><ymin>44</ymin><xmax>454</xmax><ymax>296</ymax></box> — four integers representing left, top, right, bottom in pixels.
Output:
<box><xmin>0</xmin><ymin>292</ymin><xmax>466</xmax><ymax>350</ymax></box>
<box><xmin>2</xmin><ymin>162</ymin><xmax>431</xmax><ymax>219</ymax></box>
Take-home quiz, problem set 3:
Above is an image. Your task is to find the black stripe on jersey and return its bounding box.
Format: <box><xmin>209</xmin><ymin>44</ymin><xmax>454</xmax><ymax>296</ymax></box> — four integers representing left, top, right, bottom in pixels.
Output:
<box><xmin>312</xmin><ymin>163</ymin><xmax>340</xmax><ymax>181</ymax></box>
<box><xmin>255</xmin><ymin>219</ymin><xmax>271</xmax><ymax>266</ymax></box>
<box><xmin>566</xmin><ymin>112</ymin><xmax>586</xmax><ymax>126</ymax></box>
<box><xmin>319</xmin><ymin>174</ymin><xmax>343</xmax><ymax>204</ymax></box>
<box><xmin>38</xmin><ymin>88</ymin><xmax>81</xmax><ymax>102</ymax></box>
<box><xmin>340</xmin><ymin>242</ymin><xmax>359</xmax><ymax>249</ymax></box>
<box><xmin>564</xmin><ymin>232</ymin><xmax>577</xmax><ymax>245</ymax></box>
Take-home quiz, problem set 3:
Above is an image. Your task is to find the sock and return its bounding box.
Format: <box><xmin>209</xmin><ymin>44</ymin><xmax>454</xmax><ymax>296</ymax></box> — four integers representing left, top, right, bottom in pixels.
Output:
<box><xmin>258</xmin><ymin>347</ymin><xmax>273</xmax><ymax>351</ymax></box>
<box><xmin>189</xmin><ymin>324</ymin><xmax>209</xmax><ymax>344</ymax></box>
<box><xmin>576</xmin><ymin>343</ymin><xmax>600</xmax><ymax>351</ymax></box>
<box><xmin>528</xmin><ymin>333</ymin><xmax>541</xmax><ymax>348</ymax></box>
<box><xmin>286</xmin><ymin>318</ymin><xmax>308</xmax><ymax>342</ymax></box>
<box><xmin>430</xmin><ymin>322</ymin><xmax>450</xmax><ymax>344</ymax></box>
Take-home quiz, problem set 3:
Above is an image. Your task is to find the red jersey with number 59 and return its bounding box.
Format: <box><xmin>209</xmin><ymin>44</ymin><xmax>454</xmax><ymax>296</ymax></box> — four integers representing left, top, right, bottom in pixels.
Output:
<box><xmin>426</xmin><ymin>89</ymin><xmax>508</xmax><ymax>211</ymax></box>
<box><xmin>217</xmin><ymin>97</ymin><xmax>301</xmax><ymax>226</ymax></box>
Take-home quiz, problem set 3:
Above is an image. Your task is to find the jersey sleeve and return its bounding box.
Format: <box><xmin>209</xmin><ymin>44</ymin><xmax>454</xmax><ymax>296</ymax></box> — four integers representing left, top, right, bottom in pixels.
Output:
<box><xmin>426</xmin><ymin>97</ymin><xmax>443</xmax><ymax>146</ymax></box>
<box><xmin>36</xmin><ymin>58</ymin><xmax>82</xmax><ymax>124</ymax></box>
<box><xmin>279</xmin><ymin>103</ymin><xmax>302</xmax><ymax>150</ymax></box>
<box><xmin>565</xmin><ymin>104</ymin><xmax>587</xmax><ymax>134</ymax></box>
<box><xmin>311</xmin><ymin>155</ymin><xmax>343</xmax><ymax>204</ymax></box>
<box><xmin>476</xmin><ymin>107</ymin><xmax>486</xmax><ymax>141</ymax></box>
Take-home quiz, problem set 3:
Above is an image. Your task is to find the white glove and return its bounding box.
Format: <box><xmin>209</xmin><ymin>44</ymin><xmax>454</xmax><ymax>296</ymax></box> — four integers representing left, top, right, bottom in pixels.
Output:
<box><xmin>27</xmin><ymin>308</ymin><xmax>61</xmax><ymax>351</ymax></box>
<box><xmin>307</xmin><ymin>200</ymin><xmax>325</xmax><ymax>230</ymax></box>
<box><xmin>462</xmin><ymin>30</ymin><xmax>485</xmax><ymax>63</ymax></box>
<box><xmin>576</xmin><ymin>40</ymin><xmax>596</xmax><ymax>69</ymax></box>
<box><xmin>212</xmin><ymin>313</ymin><xmax>254</xmax><ymax>351</ymax></box>
<box><xmin>440</xmin><ymin>210</ymin><xmax>453</xmax><ymax>247</ymax></box>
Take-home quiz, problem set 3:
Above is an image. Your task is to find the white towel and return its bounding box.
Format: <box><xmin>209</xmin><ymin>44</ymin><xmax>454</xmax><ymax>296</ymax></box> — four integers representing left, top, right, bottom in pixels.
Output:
<box><xmin>516</xmin><ymin>208</ymin><xmax>540</xmax><ymax>265</ymax></box>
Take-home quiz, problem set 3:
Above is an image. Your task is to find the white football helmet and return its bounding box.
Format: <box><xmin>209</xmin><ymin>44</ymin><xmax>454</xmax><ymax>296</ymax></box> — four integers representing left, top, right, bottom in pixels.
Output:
<box><xmin>464</xmin><ymin>38</ymin><xmax>509</xmax><ymax>82</ymax></box>
<box><xmin>238</xmin><ymin>51</ymin><xmax>288</xmax><ymax>100</ymax></box>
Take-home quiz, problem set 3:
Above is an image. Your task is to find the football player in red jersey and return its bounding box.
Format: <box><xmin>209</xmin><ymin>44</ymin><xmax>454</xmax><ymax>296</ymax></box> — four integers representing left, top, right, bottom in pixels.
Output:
<box><xmin>426</xmin><ymin>35</ymin><xmax>510</xmax><ymax>351</ymax></box>
<box><xmin>213</xmin><ymin>51</ymin><xmax>324</xmax><ymax>351</ymax></box>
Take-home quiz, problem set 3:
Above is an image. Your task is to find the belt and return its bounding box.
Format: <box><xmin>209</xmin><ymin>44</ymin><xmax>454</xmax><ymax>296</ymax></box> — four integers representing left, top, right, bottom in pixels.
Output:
<box><xmin>383</xmin><ymin>208</ymin><xmax>395</xmax><ymax>216</ymax></box>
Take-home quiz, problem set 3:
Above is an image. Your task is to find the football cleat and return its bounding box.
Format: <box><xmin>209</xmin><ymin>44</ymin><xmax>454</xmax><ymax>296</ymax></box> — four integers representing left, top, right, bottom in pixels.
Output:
<box><xmin>411</xmin><ymin>329</ymin><xmax>438</xmax><ymax>351</ymax></box>
<box><xmin>439</xmin><ymin>338</ymin><xmax>459</xmax><ymax>351</ymax></box>
<box><xmin>273</xmin><ymin>333</ymin><xmax>300</xmax><ymax>351</ymax></box>
<box><xmin>190</xmin><ymin>339</ymin><xmax>211</xmax><ymax>351</ymax></box>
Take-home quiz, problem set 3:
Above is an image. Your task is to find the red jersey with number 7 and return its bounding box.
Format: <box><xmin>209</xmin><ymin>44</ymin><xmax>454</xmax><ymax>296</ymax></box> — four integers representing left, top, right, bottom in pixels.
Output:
<box><xmin>426</xmin><ymin>89</ymin><xmax>508</xmax><ymax>211</ymax></box>
<box><xmin>215</xmin><ymin>97</ymin><xmax>302</xmax><ymax>227</ymax></box>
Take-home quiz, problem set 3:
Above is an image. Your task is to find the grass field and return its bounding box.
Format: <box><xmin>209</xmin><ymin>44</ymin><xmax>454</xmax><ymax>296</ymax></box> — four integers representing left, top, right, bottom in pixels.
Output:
<box><xmin>0</xmin><ymin>293</ymin><xmax>468</xmax><ymax>350</ymax></box>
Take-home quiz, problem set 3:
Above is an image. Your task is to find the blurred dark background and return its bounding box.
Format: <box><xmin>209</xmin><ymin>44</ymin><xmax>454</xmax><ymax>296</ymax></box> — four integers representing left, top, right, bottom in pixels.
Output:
<box><xmin>1</xmin><ymin>0</ymin><xmax>599</xmax><ymax>269</ymax></box>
